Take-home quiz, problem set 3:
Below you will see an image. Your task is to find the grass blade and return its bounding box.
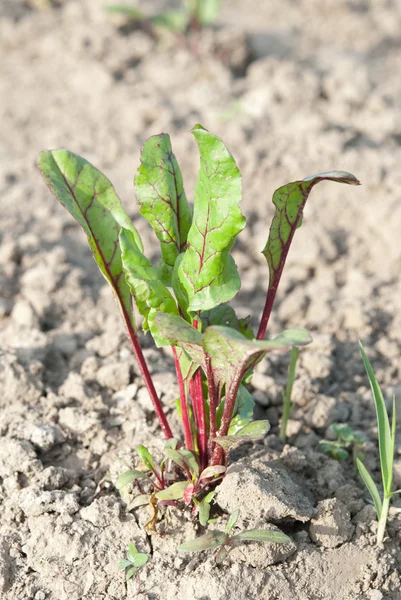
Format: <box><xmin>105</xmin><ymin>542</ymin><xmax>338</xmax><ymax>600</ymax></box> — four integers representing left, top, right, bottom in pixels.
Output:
<box><xmin>359</xmin><ymin>342</ymin><xmax>393</xmax><ymax>496</ymax></box>
<box><xmin>356</xmin><ymin>458</ymin><xmax>382</xmax><ymax>519</ymax></box>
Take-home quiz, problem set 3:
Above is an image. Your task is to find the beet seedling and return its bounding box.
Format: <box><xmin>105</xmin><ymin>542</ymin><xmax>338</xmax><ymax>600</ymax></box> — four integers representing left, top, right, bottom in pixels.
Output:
<box><xmin>38</xmin><ymin>125</ymin><xmax>359</xmax><ymax>518</ymax></box>
<box><xmin>356</xmin><ymin>342</ymin><xmax>400</xmax><ymax>545</ymax></box>
<box><xmin>319</xmin><ymin>423</ymin><xmax>365</xmax><ymax>464</ymax></box>
<box><xmin>118</xmin><ymin>543</ymin><xmax>148</xmax><ymax>583</ymax></box>
<box><xmin>178</xmin><ymin>509</ymin><xmax>291</xmax><ymax>563</ymax></box>
<box><xmin>107</xmin><ymin>0</ymin><xmax>222</xmax><ymax>35</ymax></box>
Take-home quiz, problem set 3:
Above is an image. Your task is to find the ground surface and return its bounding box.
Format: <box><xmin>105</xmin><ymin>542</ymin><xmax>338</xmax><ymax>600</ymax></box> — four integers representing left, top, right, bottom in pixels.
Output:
<box><xmin>1</xmin><ymin>1</ymin><xmax>401</xmax><ymax>599</ymax></box>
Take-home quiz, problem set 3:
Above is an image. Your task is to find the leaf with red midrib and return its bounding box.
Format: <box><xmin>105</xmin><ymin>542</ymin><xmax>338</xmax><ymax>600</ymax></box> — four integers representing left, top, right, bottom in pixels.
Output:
<box><xmin>38</xmin><ymin>150</ymin><xmax>142</xmax><ymax>332</ymax></box>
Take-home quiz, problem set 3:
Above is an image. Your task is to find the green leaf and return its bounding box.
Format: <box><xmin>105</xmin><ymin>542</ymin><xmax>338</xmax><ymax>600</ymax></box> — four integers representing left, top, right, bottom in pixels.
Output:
<box><xmin>38</xmin><ymin>150</ymin><xmax>142</xmax><ymax>333</ymax></box>
<box><xmin>200</xmin><ymin>304</ymin><xmax>253</xmax><ymax>339</ymax></box>
<box><xmin>118</xmin><ymin>559</ymin><xmax>132</xmax><ymax>570</ymax></box>
<box><xmin>177</xmin><ymin>125</ymin><xmax>246</xmax><ymax>312</ymax></box>
<box><xmin>127</xmin><ymin>543</ymin><xmax>139</xmax><ymax>562</ymax></box>
<box><xmin>164</xmin><ymin>448</ymin><xmax>199</xmax><ymax>478</ymax></box>
<box><xmin>116</xmin><ymin>470</ymin><xmax>148</xmax><ymax>490</ymax></box>
<box><xmin>214</xmin><ymin>420</ymin><xmax>270</xmax><ymax>452</ymax></box>
<box><xmin>155</xmin><ymin>481</ymin><xmax>189</xmax><ymax>500</ymax></box>
<box><xmin>153</xmin><ymin>313</ymin><xmax>205</xmax><ymax>369</ymax></box>
<box><xmin>232</xmin><ymin>529</ymin><xmax>292</xmax><ymax>544</ymax></box>
<box><xmin>178</xmin><ymin>530</ymin><xmax>228</xmax><ymax>552</ymax></box>
<box><xmin>137</xmin><ymin>446</ymin><xmax>158</xmax><ymax>475</ymax></box>
<box><xmin>227</xmin><ymin>384</ymin><xmax>255</xmax><ymax>435</ymax></box>
<box><xmin>134</xmin><ymin>134</ymin><xmax>192</xmax><ymax>283</ymax></box>
<box><xmin>132</xmin><ymin>553</ymin><xmax>149</xmax><ymax>568</ymax></box>
<box><xmin>225</xmin><ymin>509</ymin><xmax>239</xmax><ymax>534</ymax></box>
<box><xmin>203</xmin><ymin>326</ymin><xmax>311</xmax><ymax>390</ymax></box>
<box><xmin>125</xmin><ymin>566</ymin><xmax>136</xmax><ymax>581</ymax></box>
<box><xmin>199</xmin><ymin>465</ymin><xmax>226</xmax><ymax>480</ymax></box>
<box><xmin>262</xmin><ymin>171</ymin><xmax>360</xmax><ymax>316</ymax></box>
<box><xmin>359</xmin><ymin>342</ymin><xmax>393</xmax><ymax>496</ymax></box>
<box><xmin>119</xmin><ymin>228</ymin><xmax>179</xmax><ymax>346</ymax></box>
<box><xmin>356</xmin><ymin>458</ymin><xmax>382</xmax><ymax>519</ymax></box>
<box><xmin>195</xmin><ymin>0</ymin><xmax>222</xmax><ymax>25</ymax></box>
<box><xmin>152</xmin><ymin>8</ymin><xmax>189</xmax><ymax>32</ymax></box>
<box><xmin>128</xmin><ymin>494</ymin><xmax>151</xmax><ymax>510</ymax></box>
<box><xmin>198</xmin><ymin>499</ymin><xmax>211</xmax><ymax>526</ymax></box>
<box><xmin>106</xmin><ymin>5</ymin><xmax>144</xmax><ymax>19</ymax></box>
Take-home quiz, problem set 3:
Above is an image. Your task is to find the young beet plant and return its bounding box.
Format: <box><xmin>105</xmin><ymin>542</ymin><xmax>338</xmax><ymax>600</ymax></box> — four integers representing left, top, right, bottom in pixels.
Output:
<box><xmin>38</xmin><ymin>125</ymin><xmax>359</xmax><ymax>519</ymax></box>
<box><xmin>356</xmin><ymin>343</ymin><xmax>400</xmax><ymax>545</ymax></box>
<box><xmin>178</xmin><ymin>509</ymin><xmax>291</xmax><ymax>563</ymax></box>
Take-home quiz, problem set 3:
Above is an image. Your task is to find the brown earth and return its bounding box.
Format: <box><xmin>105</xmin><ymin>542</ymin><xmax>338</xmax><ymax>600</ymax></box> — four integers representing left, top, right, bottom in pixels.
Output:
<box><xmin>0</xmin><ymin>1</ymin><xmax>401</xmax><ymax>599</ymax></box>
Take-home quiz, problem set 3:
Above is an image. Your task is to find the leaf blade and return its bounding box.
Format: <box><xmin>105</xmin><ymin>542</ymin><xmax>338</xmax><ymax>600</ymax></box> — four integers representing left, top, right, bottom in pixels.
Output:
<box><xmin>178</xmin><ymin>531</ymin><xmax>227</xmax><ymax>552</ymax></box>
<box><xmin>178</xmin><ymin>125</ymin><xmax>246</xmax><ymax>312</ymax></box>
<box><xmin>359</xmin><ymin>342</ymin><xmax>393</xmax><ymax>495</ymax></box>
<box><xmin>119</xmin><ymin>228</ymin><xmax>179</xmax><ymax>346</ymax></box>
<box><xmin>38</xmin><ymin>150</ymin><xmax>142</xmax><ymax>332</ymax></box>
<box><xmin>232</xmin><ymin>529</ymin><xmax>292</xmax><ymax>544</ymax></box>
<box><xmin>356</xmin><ymin>458</ymin><xmax>382</xmax><ymax>519</ymax></box>
<box><xmin>134</xmin><ymin>134</ymin><xmax>192</xmax><ymax>282</ymax></box>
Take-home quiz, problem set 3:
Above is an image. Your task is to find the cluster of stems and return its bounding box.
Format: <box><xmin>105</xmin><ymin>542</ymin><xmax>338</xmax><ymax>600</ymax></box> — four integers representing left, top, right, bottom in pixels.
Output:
<box><xmin>122</xmin><ymin>271</ymin><xmax>281</xmax><ymax>470</ymax></box>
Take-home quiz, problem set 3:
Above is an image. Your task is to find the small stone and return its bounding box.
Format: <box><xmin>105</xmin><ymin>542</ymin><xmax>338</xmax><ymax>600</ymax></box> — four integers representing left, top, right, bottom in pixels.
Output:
<box><xmin>97</xmin><ymin>362</ymin><xmax>131</xmax><ymax>391</ymax></box>
<box><xmin>309</xmin><ymin>498</ymin><xmax>354</xmax><ymax>548</ymax></box>
<box><xmin>18</xmin><ymin>487</ymin><xmax>80</xmax><ymax>517</ymax></box>
<box><xmin>0</xmin><ymin>438</ymin><xmax>42</xmax><ymax>477</ymax></box>
<box><xmin>36</xmin><ymin>466</ymin><xmax>76</xmax><ymax>490</ymax></box>
<box><xmin>58</xmin><ymin>407</ymin><xmax>99</xmax><ymax>434</ymax></box>
<box><xmin>58</xmin><ymin>372</ymin><xmax>86</xmax><ymax>401</ymax></box>
<box><xmin>30</xmin><ymin>423</ymin><xmax>65</xmax><ymax>451</ymax></box>
<box><xmin>11</xmin><ymin>299</ymin><xmax>39</xmax><ymax>328</ymax></box>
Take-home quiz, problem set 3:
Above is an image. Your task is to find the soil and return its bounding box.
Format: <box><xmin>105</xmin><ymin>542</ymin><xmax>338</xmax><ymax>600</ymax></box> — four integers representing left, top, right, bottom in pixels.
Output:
<box><xmin>1</xmin><ymin>1</ymin><xmax>401</xmax><ymax>599</ymax></box>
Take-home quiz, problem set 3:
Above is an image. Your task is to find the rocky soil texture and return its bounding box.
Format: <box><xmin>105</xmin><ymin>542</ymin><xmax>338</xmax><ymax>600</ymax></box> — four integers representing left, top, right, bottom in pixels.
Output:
<box><xmin>0</xmin><ymin>0</ymin><xmax>401</xmax><ymax>598</ymax></box>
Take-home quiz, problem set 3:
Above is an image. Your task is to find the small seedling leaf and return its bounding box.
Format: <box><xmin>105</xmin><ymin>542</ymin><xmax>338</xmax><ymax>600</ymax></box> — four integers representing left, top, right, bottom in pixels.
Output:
<box><xmin>232</xmin><ymin>529</ymin><xmax>292</xmax><ymax>544</ymax></box>
<box><xmin>38</xmin><ymin>150</ymin><xmax>142</xmax><ymax>334</ymax></box>
<box><xmin>198</xmin><ymin>501</ymin><xmax>211</xmax><ymax>527</ymax></box>
<box><xmin>128</xmin><ymin>494</ymin><xmax>151</xmax><ymax>510</ymax></box>
<box><xmin>137</xmin><ymin>446</ymin><xmax>158</xmax><ymax>475</ymax></box>
<box><xmin>125</xmin><ymin>566</ymin><xmax>136</xmax><ymax>581</ymax></box>
<box><xmin>225</xmin><ymin>509</ymin><xmax>239</xmax><ymax>534</ymax></box>
<box><xmin>199</xmin><ymin>465</ymin><xmax>226</xmax><ymax>480</ymax></box>
<box><xmin>116</xmin><ymin>470</ymin><xmax>148</xmax><ymax>490</ymax></box>
<box><xmin>132</xmin><ymin>553</ymin><xmax>149</xmax><ymax>568</ymax></box>
<box><xmin>134</xmin><ymin>133</ymin><xmax>192</xmax><ymax>283</ymax></box>
<box><xmin>359</xmin><ymin>343</ymin><xmax>393</xmax><ymax>496</ymax></box>
<box><xmin>214</xmin><ymin>420</ymin><xmax>271</xmax><ymax>451</ymax></box>
<box><xmin>155</xmin><ymin>481</ymin><xmax>188</xmax><ymax>500</ymax></box>
<box><xmin>179</xmin><ymin>449</ymin><xmax>200</xmax><ymax>478</ymax></box>
<box><xmin>178</xmin><ymin>531</ymin><xmax>228</xmax><ymax>552</ymax></box>
<box><xmin>203</xmin><ymin>326</ymin><xmax>311</xmax><ymax>391</ymax></box>
<box><xmin>127</xmin><ymin>543</ymin><xmax>139</xmax><ymax>562</ymax></box>
<box><xmin>356</xmin><ymin>458</ymin><xmax>382</xmax><ymax>519</ymax></box>
<box><xmin>119</xmin><ymin>228</ymin><xmax>179</xmax><ymax>346</ymax></box>
<box><xmin>118</xmin><ymin>559</ymin><xmax>132</xmax><ymax>571</ymax></box>
<box><xmin>164</xmin><ymin>438</ymin><xmax>179</xmax><ymax>450</ymax></box>
<box><xmin>177</xmin><ymin>125</ymin><xmax>246</xmax><ymax>312</ymax></box>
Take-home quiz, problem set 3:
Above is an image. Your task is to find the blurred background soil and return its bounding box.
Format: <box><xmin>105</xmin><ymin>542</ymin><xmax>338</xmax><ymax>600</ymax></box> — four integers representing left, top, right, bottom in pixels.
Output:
<box><xmin>0</xmin><ymin>1</ymin><xmax>401</xmax><ymax>598</ymax></box>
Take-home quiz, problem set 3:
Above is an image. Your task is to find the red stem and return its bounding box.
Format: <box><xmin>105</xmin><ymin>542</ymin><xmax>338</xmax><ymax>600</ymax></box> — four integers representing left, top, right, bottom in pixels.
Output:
<box><xmin>210</xmin><ymin>369</ymin><xmax>244</xmax><ymax>466</ymax></box>
<box><xmin>257</xmin><ymin>271</ymin><xmax>281</xmax><ymax>340</ymax></box>
<box><xmin>124</xmin><ymin>315</ymin><xmax>173</xmax><ymax>440</ymax></box>
<box><xmin>194</xmin><ymin>368</ymin><xmax>207</xmax><ymax>471</ymax></box>
<box><xmin>205</xmin><ymin>354</ymin><xmax>217</xmax><ymax>457</ymax></box>
<box><xmin>172</xmin><ymin>346</ymin><xmax>193</xmax><ymax>451</ymax></box>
